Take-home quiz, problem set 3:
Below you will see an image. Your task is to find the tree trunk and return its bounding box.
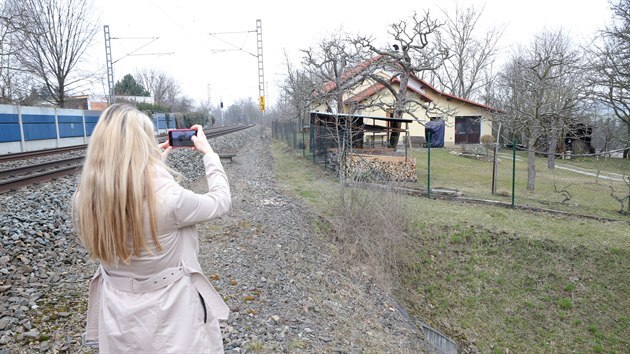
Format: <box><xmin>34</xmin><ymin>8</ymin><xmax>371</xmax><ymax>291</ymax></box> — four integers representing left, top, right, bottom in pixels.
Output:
<box><xmin>527</xmin><ymin>134</ymin><xmax>537</xmax><ymax>191</ymax></box>
<box><xmin>625</xmin><ymin>122</ymin><xmax>630</xmax><ymax>159</ymax></box>
<box><xmin>388</xmin><ymin>121</ymin><xmax>402</xmax><ymax>148</ymax></box>
<box><xmin>547</xmin><ymin>116</ymin><xmax>558</xmax><ymax>169</ymax></box>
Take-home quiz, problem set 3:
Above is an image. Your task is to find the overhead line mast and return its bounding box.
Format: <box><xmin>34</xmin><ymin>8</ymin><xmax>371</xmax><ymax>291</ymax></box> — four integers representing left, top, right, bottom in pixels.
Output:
<box><xmin>256</xmin><ymin>19</ymin><xmax>265</xmax><ymax>138</ymax></box>
<box><xmin>104</xmin><ymin>25</ymin><xmax>114</xmax><ymax>104</ymax></box>
<box><xmin>103</xmin><ymin>25</ymin><xmax>172</xmax><ymax>104</ymax></box>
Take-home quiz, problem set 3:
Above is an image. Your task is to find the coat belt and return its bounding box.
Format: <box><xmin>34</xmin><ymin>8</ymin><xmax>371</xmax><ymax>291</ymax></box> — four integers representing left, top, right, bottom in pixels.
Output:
<box><xmin>100</xmin><ymin>265</ymin><xmax>186</xmax><ymax>293</ymax></box>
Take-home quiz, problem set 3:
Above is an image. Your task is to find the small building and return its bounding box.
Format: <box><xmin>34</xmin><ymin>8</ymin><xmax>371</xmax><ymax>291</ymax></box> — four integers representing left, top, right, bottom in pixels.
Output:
<box><xmin>309</xmin><ymin>111</ymin><xmax>417</xmax><ymax>182</ymax></box>
<box><xmin>311</xmin><ymin>59</ymin><xmax>501</xmax><ymax>147</ymax></box>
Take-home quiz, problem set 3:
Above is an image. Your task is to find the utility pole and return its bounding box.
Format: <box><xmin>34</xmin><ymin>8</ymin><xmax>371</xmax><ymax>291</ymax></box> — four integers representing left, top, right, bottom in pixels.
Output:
<box><xmin>207</xmin><ymin>20</ymin><xmax>267</xmax><ymax>133</ymax></box>
<box><xmin>103</xmin><ymin>25</ymin><xmax>172</xmax><ymax>106</ymax></box>
<box><xmin>104</xmin><ymin>25</ymin><xmax>114</xmax><ymax>104</ymax></box>
<box><xmin>256</xmin><ymin>19</ymin><xmax>266</xmax><ymax>138</ymax></box>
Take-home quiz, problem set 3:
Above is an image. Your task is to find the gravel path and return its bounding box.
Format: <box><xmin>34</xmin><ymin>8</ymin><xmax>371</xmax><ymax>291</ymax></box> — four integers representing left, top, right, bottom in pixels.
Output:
<box><xmin>0</xmin><ymin>127</ymin><xmax>428</xmax><ymax>353</ymax></box>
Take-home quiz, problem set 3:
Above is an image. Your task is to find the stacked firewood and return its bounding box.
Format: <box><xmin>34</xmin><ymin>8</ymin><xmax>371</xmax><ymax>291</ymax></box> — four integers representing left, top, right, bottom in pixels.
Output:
<box><xmin>330</xmin><ymin>153</ymin><xmax>417</xmax><ymax>182</ymax></box>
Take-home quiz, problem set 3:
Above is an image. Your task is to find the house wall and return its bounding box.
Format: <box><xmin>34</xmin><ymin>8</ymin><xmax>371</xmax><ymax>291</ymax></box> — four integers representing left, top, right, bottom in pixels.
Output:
<box><xmin>312</xmin><ymin>80</ymin><xmax>495</xmax><ymax>147</ymax></box>
<box><xmin>353</xmin><ymin>88</ymin><xmax>494</xmax><ymax>146</ymax></box>
<box><xmin>420</xmin><ymin>92</ymin><xmax>494</xmax><ymax>145</ymax></box>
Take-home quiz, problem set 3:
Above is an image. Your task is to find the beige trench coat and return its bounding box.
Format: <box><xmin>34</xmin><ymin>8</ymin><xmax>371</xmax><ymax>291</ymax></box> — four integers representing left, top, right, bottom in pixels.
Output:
<box><xmin>79</xmin><ymin>152</ymin><xmax>231</xmax><ymax>353</ymax></box>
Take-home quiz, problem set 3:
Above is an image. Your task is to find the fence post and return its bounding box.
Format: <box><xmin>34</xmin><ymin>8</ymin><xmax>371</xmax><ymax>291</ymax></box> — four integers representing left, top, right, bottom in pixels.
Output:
<box><xmin>17</xmin><ymin>104</ymin><xmax>25</xmax><ymax>152</ymax></box>
<box><xmin>492</xmin><ymin>142</ymin><xmax>499</xmax><ymax>195</ymax></box>
<box><xmin>293</xmin><ymin>120</ymin><xmax>297</xmax><ymax>149</ymax></box>
<box><xmin>54</xmin><ymin>108</ymin><xmax>60</xmax><ymax>148</ymax></box>
<box><xmin>511</xmin><ymin>138</ymin><xmax>516</xmax><ymax>208</ymax></box>
<box><xmin>302</xmin><ymin>112</ymin><xmax>306</xmax><ymax>158</ymax></box>
<box><xmin>82</xmin><ymin>109</ymin><xmax>87</xmax><ymax>144</ymax></box>
<box><xmin>310</xmin><ymin>118</ymin><xmax>315</xmax><ymax>163</ymax></box>
<box><xmin>427</xmin><ymin>130</ymin><xmax>431</xmax><ymax>198</ymax></box>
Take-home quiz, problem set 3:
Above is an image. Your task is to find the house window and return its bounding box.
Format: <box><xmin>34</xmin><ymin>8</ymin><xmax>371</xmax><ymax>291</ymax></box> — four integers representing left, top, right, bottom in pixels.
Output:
<box><xmin>455</xmin><ymin>116</ymin><xmax>481</xmax><ymax>144</ymax></box>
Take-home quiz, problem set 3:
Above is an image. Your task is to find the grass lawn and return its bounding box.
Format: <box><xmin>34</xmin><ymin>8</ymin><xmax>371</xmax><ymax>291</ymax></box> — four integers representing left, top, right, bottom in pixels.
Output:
<box><xmin>413</xmin><ymin>148</ymin><xmax>630</xmax><ymax>220</ymax></box>
<box><xmin>272</xmin><ymin>141</ymin><xmax>630</xmax><ymax>353</ymax></box>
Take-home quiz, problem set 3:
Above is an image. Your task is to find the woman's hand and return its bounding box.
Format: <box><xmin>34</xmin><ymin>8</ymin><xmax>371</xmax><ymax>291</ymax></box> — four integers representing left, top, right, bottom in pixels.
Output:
<box><xmin>159</xmin><ymin>140</ymin><xmax>172</xmax><ymax>161</ymax></box>
<box><xmin>190</xmin><ymin>125</ymin><xmax>213</xmax><ymax>155</ymax></box>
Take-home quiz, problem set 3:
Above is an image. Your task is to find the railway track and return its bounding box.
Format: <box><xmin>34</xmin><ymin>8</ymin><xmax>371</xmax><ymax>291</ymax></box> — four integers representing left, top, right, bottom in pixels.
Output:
<box><xmin>0</xmin><ymin>124</ymin><xmax>254</xmax><ymax>193</ymax></box>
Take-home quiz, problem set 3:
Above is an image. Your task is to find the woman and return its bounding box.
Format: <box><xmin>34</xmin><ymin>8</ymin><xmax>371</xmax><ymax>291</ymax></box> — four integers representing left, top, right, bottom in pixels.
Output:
<box><xmin>73</xmin><ymin>104</ymin><xmax>231</xmax><ymax>353</ymax></box>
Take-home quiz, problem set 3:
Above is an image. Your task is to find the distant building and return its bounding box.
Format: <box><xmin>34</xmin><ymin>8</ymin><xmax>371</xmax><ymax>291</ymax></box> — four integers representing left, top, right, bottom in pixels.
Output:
<box><xmin>65</xmin><ymin>94</ymin><xmax>157</xmax><ymax>111</ymax></box>
<box><xmin>65</xmin><ymin>95</ymin><xmax>109</xmax><ymax>110</ymax></box>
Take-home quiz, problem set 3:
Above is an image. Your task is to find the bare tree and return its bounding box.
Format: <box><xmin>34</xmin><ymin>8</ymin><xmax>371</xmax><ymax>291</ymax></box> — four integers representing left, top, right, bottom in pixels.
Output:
<box><xmin>14</xmin><ymin>0</ymin><xmax>98</xmax><ymax>107</ymax></box>
<box><xmin>170</xmin><ymin>95</ymin><xmax>194</xmax><ymax>114</ymax></box>
<box><xmin>592</xmin><ymin>113</ymin><xmax>625</xmax><ymax>155</ymax></box>
<box><xmin>195</xmin><ymin>99</ymin><xmax>215</xmax><ymax>126</ymax></box>
<box><xmin>587</xmin><ymin>0</ymin><xmax>630</xmax><ymax>158</ymax></box>
<box><xmin>431</xmin><ymin>4</ymin><xmax>504</xmax><ymax>101</ymax></box>
<box><xmin>498</xmin><ymin>30</ymin><xmax>585</xmax><ymax>191</ymax></box>
<box><xmin>302</xmin><ymin>31</ymin><xmax>368</xmax><ymax>115</ymax></box>
<box><xmin>135</xmin><ymin>68</ymin><xmax>181</xmax><ymax>107</ymax></box>
<box><xmin>301</xmin><ymin>31</ymin><xmax>373</xmax><ymax>191</ymax></box>
<box><xmin>354</xmin><ymin>11</ymin><xmax>450</xmax><ymax>147</ymax></box>
<box><xmin>280</xmin><ymin>50</ymin><xmax>317</xmax><ymax>122</ymax></box>
<box><xmin>223</xmin><ymin>97</ymin><xmax>260</xmax><ymax>125</ymax></box>
<box><xmin>0</xmin><ymin>0</ymin><xmax>34</xmax><ymax>103</ymax></box>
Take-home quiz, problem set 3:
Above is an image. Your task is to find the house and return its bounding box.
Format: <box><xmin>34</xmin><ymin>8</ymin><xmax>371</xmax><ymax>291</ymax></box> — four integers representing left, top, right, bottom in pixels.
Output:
<box><xmin>312</xmin><ymin>59</ymin><xmax>500</xmax><ymax>147</ymax></box>
<box><xmin>65</xmin><ymin>94</ymin><xmax>155</xmax><ymax>111</ymax></box>
<box><xmin>65</xmin><ymin>95</ymin><xmax>109</xmax><ymax>110</ymax></box>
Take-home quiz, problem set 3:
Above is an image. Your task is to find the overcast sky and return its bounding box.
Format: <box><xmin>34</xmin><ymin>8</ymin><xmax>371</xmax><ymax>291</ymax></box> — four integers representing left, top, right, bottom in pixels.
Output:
<box><xmin>90</xmin><ymin>0</ymin><xmax>613</xmax><ymax>108</ymax></box>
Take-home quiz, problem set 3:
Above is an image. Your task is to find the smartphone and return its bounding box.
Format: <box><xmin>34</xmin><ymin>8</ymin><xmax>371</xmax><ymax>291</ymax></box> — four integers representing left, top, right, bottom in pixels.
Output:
<box><xmin>168</xmin><ymin>129</ymin><xmax>197</xmax><ymax>148</ymax></box>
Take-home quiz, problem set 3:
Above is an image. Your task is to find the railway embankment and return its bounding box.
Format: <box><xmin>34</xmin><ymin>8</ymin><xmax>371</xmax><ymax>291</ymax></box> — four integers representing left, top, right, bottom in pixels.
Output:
<box><xmin>0</xmin><ymin>128</ymin><xmax>427</xmax><ymax>353</ymax></box>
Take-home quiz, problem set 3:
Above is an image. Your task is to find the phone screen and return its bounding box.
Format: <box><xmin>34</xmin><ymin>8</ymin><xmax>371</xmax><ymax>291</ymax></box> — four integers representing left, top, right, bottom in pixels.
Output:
<box><xmin>169</xmin><ymin>129</ymin><xmax>197</xmax><ymax>147</ymax></box>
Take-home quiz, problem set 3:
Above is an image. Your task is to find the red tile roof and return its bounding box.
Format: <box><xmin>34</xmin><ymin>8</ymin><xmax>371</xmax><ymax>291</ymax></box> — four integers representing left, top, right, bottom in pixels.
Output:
<box><xmin>323</xmin><ymin>56</ymin><xmax>501</xmax><ymax>113</ymax></box>
<box><xmin>346</xmin><ymin>80</ymin><xmax>433</xmax><ymax>104</ymax></box>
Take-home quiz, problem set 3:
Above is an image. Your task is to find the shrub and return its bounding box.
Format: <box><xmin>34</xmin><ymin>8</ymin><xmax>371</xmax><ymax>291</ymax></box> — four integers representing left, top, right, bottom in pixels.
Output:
<box><xmin>481</xmin><ymin>134</ymin><xmax>495</xmax><ymax>145</ymax></box>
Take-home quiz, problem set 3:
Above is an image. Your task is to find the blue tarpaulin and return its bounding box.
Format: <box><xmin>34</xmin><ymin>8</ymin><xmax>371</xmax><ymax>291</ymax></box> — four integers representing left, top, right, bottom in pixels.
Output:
<box><xmin>425</xmin><ymin>120</ymin><xmax>445</xmax><ymax>148</ymax></box>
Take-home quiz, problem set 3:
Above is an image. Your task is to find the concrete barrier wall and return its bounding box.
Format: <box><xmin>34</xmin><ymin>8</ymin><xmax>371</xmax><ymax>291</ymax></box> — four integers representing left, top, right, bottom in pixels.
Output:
<box><xmin>0</xmin><ymin>104</ymin><xmax>173</xmax><ymax>155</ymax></box>
<box><xmin>0</xmin><ymin>104</ymin><xmax>101</xmax><ymax>155</ymax></box>
<box><xmin>153</xmin><ymin>113</ymin><xmax>176</xmax><ymax>135</ymax></box>
<box><xmin>0</xmin><ymin>104</ymin><xmax>176</xmax><ymax>155</ymax></box>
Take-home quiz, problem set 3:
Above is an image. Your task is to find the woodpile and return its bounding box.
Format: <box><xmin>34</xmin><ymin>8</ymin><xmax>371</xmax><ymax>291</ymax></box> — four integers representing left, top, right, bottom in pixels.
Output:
<box><xmin>328</xmin><ymin>150</ymin><xmax>417</xmax><ymax>182</ymax></box>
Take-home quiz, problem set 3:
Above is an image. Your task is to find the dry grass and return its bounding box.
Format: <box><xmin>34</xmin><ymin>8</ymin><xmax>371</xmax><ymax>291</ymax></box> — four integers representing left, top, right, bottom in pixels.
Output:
<box><xmin>272</xmin><ymin>141</ymin><xmax>630</xmax><ymax>353</ymax></box>
<box><xmin>329</xmin><ymin>185</ymin><xmax>417</xmax><ymax>290</ymax></box>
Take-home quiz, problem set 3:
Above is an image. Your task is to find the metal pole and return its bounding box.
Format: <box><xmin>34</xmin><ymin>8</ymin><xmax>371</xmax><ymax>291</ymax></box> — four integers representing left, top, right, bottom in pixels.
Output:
<box><xmin>256</xmin><ymin>19</ymin><xmax>265</xmax><ymax>138</ymax></box>
<box><xmin>310</xmin><ymin>114</ymin><xmax>315</xmax><ymax>163</ymax></box>
<box><xmin>427</xmin><ymin>130</ymin><xmax>431</xmax><ymax>198</ymax></box>
<box><xmin>104</xmin><ymin>25</ymin><xmax>114</xmax><ymax>104</ymax></box>
<box><xmin>512</xmin><ymin>137</ymin><xmax>516</xmax><ymax>208</ymax></box>
<box><xmin>492</xmin><ymin>122</ymin><xmax>502</xmax><ymax>195</ymax></box>
<box><xmin>302</xmin><ymin>111</ymin><xmax>306</xmax><ymax>158</ymax></box>
<box><xmin>492</xmin><ymin>142</ymin><xmax>498</xmax><ymax>195</ymax></box>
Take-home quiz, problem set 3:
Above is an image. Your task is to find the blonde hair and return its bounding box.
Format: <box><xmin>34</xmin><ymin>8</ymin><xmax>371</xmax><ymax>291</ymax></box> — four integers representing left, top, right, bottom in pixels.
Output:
<box><xmin>74</xmin><ymin>104</ymin><xmax>163</xmax><ymax>265</ymax></box>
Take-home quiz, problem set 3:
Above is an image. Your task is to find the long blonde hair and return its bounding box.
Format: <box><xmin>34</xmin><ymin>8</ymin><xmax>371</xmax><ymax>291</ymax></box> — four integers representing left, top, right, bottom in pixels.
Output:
<box><xmin>74</xmin><ymin>104</ymin><xmax>163</xmax><ymax>265</ymax></box>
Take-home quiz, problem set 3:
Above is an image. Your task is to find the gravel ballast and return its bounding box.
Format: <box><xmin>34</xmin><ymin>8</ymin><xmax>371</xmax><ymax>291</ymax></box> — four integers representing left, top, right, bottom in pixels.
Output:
<box><xmin>0</xmin><ymin>127</ymin><xmax>429</xmax><ymax>353</ymax></box>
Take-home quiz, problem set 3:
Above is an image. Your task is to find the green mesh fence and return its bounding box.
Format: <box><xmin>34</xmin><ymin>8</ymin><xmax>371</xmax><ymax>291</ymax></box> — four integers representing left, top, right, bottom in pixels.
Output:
<box><xmin>273</xmin><ymin>119</ymin><xmax>630</xmax><ymax>220</ymax></box>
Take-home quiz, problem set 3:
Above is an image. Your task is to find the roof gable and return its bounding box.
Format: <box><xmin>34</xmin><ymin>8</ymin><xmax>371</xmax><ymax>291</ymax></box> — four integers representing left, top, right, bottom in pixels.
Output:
<box><xmin>323</xmin><ymin>56</ymin><xmax>501</xmax><ymax>112</ymax></box>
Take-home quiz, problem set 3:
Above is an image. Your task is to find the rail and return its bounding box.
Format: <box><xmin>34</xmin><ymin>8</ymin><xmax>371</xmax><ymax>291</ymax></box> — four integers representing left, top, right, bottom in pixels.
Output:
<box><xmin>0</xmin><ymin>124</ymin><xmax>254</xmax><ymax>193</ymax></box>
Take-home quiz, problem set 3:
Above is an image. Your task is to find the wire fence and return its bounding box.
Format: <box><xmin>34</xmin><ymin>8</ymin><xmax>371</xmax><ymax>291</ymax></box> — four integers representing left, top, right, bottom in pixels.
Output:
<box><xmin>272</xmin><ymin>120</ymin><xmax>630</xmax><ymax>221</ymax></box>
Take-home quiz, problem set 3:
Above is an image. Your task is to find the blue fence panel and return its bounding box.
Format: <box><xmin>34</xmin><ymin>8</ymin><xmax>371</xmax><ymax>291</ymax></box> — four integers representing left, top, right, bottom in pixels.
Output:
<box><xmin>0</xmin><ymin>113</ymin><xmax>19</xmax><ymax>123</ymax></box>
<box><xmin>22</xmin><ymin>114</ymin><xmax>56</xmax><ymax>141</ymax></box>
<box><xmin>167</xmin><ymin>115</ymin><xmax>176</xmax><ymax>129</ymax></box>
<box><xmin>57</xmin><ymin>115</ymin><xmax>83</xmax><ymax>123</ymax></box>
<box><xmin>58</xmin><ymin>115</ymin><xmax>84</xmax><ymax>138</ymax></box>
<box><xmin>0</xmin><ymin>124</ymin><xmax>20</xmax><ymax>142</ymax></box>
<box><xmin>22</xmin><ymin>114</ymin><xmax>55</xmax><ymax>124</ymax></box>
<box><xmin>157</xmin><ymin>117</ymin><xmax>167</xmax><ymax>129</ymax></box>
<box><xmin>0</xmin><ymin>113</ymin><xmax>20</xmax><ymax>142</ymax></box>
<box><xmin>85</xmin><ymin>115</ymin><xmax>99</xmax><ymax>136</ymax></box>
